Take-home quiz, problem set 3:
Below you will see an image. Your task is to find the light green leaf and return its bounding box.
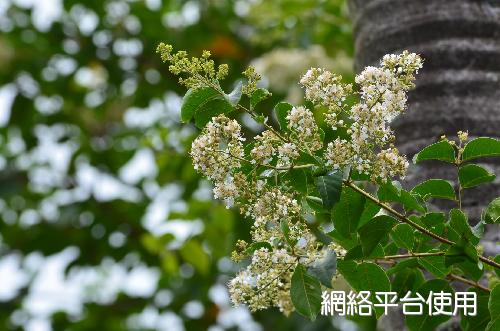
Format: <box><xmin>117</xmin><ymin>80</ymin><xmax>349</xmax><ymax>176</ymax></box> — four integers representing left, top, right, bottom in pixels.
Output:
<box><xmin>290</xmin><ymin>264</ymin><xmax>322</xmax><ymax>321</ymax></box>
<box><xmin>331</xmin><ymin>187</ymin><xmax>365</xmax><ymax>238</ymax></box>
<box><xmin>459</xmin><ymin>164</ymin><xmax>495</xmax><ymax>188</ymax></box>
<box><xmin>413</xmin><ymin>140</ymin><xmax>456</xmax><ymax>164</ymax></box>
<box><xmin>315</xmin><ymin>171</ymin><xmax>343</xmax><ymax>210</ymax></box>
<box><xmin>462</xmin><ymin>137</ymin><xmax>500</xmax><ymax>161</ymax></box>
<box><xmin>486</xmin><ymin>284</ymin><xmax>500</xmax><ymax>331</ymax></box>
<box><xmin>405</xmin><ymin>280</ymin><xmax>454</xmax><ymax>331</ymax></box>
<box><xmin>390</xmin><ymin>223</ymin><xmax>414</xmax><ymax>251</ymax></box>
<box><xmin>308</xmin><ymin>251</ymin><xmax>337</xmax><ymax>288</ymax></box>
<box><xmin>358</xmin><ymin>215</ymin><xmax>397</xmax><ymax>256</ymax></box>
<box><xmin>274</xmin><ymin>102</ymin><xmax>293</xmax><ymax>131</ymax></box>
<box><xmin>250</xmin><ymin>88</ymin><xmax>271</xmax><ymax>110</ymax></box>
<box><xmin>482</xmin><ymin>197</ymin><xmax>500</xmax><ymax>224</ymax></box>
<box><xmin>411</xmin><ymin>179</ymin><xmax>456</xmax><ymax>201</ymax></box>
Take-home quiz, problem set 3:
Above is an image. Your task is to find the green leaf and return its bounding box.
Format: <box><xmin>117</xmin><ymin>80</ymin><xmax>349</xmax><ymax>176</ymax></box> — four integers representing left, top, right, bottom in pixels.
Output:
<box><xmin>358</xmin><ymin>200</ymin><xmax>381</xmax><ymax>228</ymax></box>
<box><xmin>457</xmin><ymin>260</ymin><xmax>484</xmax><ymax>282</ymax></box>
<box><xmin>315</xmin><ymin>171</ymin><xmax>343</xmax><ymax>210</ymax></box>
<box><xmin>250</xmin><ymin>88</ymin><xmax>271</xmax><ymax>110</ymax></box>
<box><xmin>413</xmin><ymin>140</ymin><xmax>456</xmax><ymax>163</ymax></box>
<box><xmin>420</xmin><ymin>212</ymin><xmax>446</xmax><ymax>236</ymax></box>
<box><xmin>461</xmin><ymin>288</ymin><xmax>491</xmax><ymax>331</ymax></box>
<box><xmin>225</xmin><ymin>81</ymin><xmax>242</xmax><ymax>106</ymax></box>
<box><xmin>482</xmin><ymin>197</ymin><xmax>500</xmax><ymax>224</ymax></box>
<box><xmin>448</xmin><ymin>209</ymin><xmax>479</xmax><ymax>244</ymax></box>
<box><xmin>307</xmin><ymin>251</ymin><xmax>337</xmax><ymax>288</ymax></box>
<box><xmin>462</xmin><ymin>137</ymin><xmax>500</xmax><ymax>161</ymax></box>
<box><xmin>405</xmin><ymin>280</ymin><xmax>454</xmax><ymax>331</ymax></box>
<box><xmin>194</xmin><ymin>99</ymin><xmax>234</xmax><ymax>128</ymax></box>
<box><xmin>411</xmin><ymin>179</ymin><xmax>456</xmax><ymax>201</ymax></box>
<box><xmin>181</xmin><ymin>87</ymin><xmax>232</xmax><ymax>125</ymax></box>
<box><xmin>459</xmin><ymin>164</ymin><xmax>495</xmax><ymax>188</ymax></box>
<box><xmin>392</xmin><ymin>268</ymin><xmax>425</xmax><ymax>298</ymax></box>
<box><xmin>331</xmin><ymin>187</ymin><xmax>365</xmax><ymax>238</ymax></box>
<box><xmin>418</xmin><ymin>255</ymin><xmax>450</xmax><ymax>278</ymax></box>
<box><xmin>387</xmin><ymin>258</ymin><xmax>419</xmax><ymax>275</ymax></box>
<box><xmin>283</xmin><ymin>169</ymin><xmax>310</xmax><ymax>194</ymax></box>
<box><xmin>338</xmin><ymin>261</ymin><xmax>391</xmax><ymax>317</ymax></box>
<box><xmin>244</xmin><ymin>241</ymin><xmax>272</xmax><ymax>255</ymax></box>
<box><xmin>390</xmin><ymin>223</ymin><xmax>414</xmax><ymax>251</ymax></box>
<box><xmin>358</xmin><ymin>215</ymin><xmax>397</xmax><ymax>256</ymax></box>
<box><xmin>305</xmin><ymin>196</ymin><xmax>328</xmax><ymax>213</ymax></box>
<box><xmin>486</xmin><ymin>284</ymin><xmax>500</xmax><ymax>331</ymax></box>
<box><xmin>445</xmin><ymin>239</ymin><xmax>478</xmax><ymax>267</ymax></box>
<box><xmin>377</xmin><ymin>180</ymin><xmax>402</xmax><ymax>202</ymax></box>
<box><xmin>495</xmin><ymin>256</ymin><xmax>500</xmax><ymax>278</ymax></box>
<box><xmin>274</xmin><ymin>102</ymin><xmax>293</xmax><ymax>131</ymax></box>
<box><xmin>290</xmin><ymin>264</ymin><xmax>322</xmax><ymax>321</ymax></box>
<box><xmin>280</xmin><ymin>219</ymin><xmax>296</xmax><ymax>248</ymax></box>
<box><xmin>344</xmin><ymin>244</ymin><xmax>385</xmax><ymax>261</ymax></box>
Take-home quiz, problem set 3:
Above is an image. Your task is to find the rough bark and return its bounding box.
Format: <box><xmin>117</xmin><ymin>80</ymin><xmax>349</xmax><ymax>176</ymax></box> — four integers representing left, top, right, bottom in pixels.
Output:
<box><xmin>349</xmin><ymin>1</ymin><xmax>500</xmax><ymax>329</ymax></box>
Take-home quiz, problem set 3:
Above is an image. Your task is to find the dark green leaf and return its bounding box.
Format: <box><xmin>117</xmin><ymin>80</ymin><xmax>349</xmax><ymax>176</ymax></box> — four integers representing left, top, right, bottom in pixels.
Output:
<box><xmin>358</xmin><ymin>215</ymin><xmax>397</xmax><ymax>256</ymax></box>
<box><xmin>315</xmin><ymin>171</ymin><xmax>343</xmax><ymax>210</ymax></box>
<box><xmin>181</xmin><ymin>87</ymin><xmax>232</xmax><ymax>125</ymax></box>
<box><xmin>308</xmin><ymin>251</ymin><xmax>337</xmax><ymax>288</ymax></box>
<box><xmin>194</xmin><ymin>98</ymin><xmax>234</xmax><ymax>128</ymax></box>
<box><xmin>418</xmin><ymin>255</ymin><xmax>450</xmax><ymax>278</ymax></box>
<box><xmin>448</xmin><ymin>209</ymin><xmax>479</xmax><ymax>244</ymax></box>
<box><xmin>338</xmin><ymin>261</ymin><xmax>391</xmax><ymax>317</ymax></box>
<box><xmin>274</xmin><ymin>102</ymin><xmax>293</xmax><ymax>131</ymax></box>
<box><xmin>392</xmin><ymin>268</ymin><xmax>425</xmax><ymax>298</ymax></box>
<box><xmin>462</xmin><ymin>137</ymin><xmax>500</xmax><ymax>161</ymax></box>
<box><xmin>461</xmin><ymin>288</ymin><xmax>491</xmax><ymax>331</ymax></box>
<box><xmin>413</xmin><ymin>140</ymin><xmax>456</xmax><ymax>164</ymax></box>
<box><xmin>411</xmin><ymin>179</ymin><xmax>456</xmax><ymax>201</ymax></box>
<box><xmin>250</xmin><ymin>88</ymin><xmax>271</xmax><ymax>109</ymax></box>
<box><xmin>459</xmin><ymin>164</ymin><xmax>495</xmax><ymax>188</ymax></box>
<box><xmin>405</xmin><ymin>280</ymin><xmax>454</xmax><ymax>331</ymax></box>
<box><xmin>390</xmin><ymin>223</ymin><xmax>414</xmax><ymax>251</ymax></box>
<box><xmin>331</xmin><ymin>187</ymin><xmax>365</xmax><ymax>238</ymax></box>
<box><xmin>358</xmin><ymin>200</ymin><xmax>381</xmax><ymax>228</ymax></box>
<box><xmin>290</xmin><ymin>264</ymin><xmax>322</xmax><ymax>321</ymax></box>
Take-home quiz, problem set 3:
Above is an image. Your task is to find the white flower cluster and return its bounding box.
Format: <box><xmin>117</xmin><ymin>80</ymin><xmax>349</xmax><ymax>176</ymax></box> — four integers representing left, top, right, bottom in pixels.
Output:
<box><xmin>300</xmin><ymin>68</ymin><xmax>353</xmax><ymax>130</ymax></box>
<box><xmin>286</xmin><ymin>106</ymin><xmax>323</xmax><ymax>151</ymax></box>
<box><xmin>190</xmin><ymin>115</ymin><xmax>245</xmax><ymax>206</ymax></box>
<box><xmin>229</xmin><ymin>248</ymin><xmax>296</xmax><ymax>315</ymax></box>
<box><xmin>321</xmin><ymin>51</ymin><xmax>422</xmax><ymax>182</ymax></box>
<box><xmin>188</xmin><ymin>51</ymin><xmax>423</xmax><ymax>315</ymax></box>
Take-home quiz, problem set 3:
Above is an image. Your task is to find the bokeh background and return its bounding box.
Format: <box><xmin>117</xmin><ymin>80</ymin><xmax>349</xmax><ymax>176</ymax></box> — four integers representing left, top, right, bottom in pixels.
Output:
<box><xmin>0</xmin><ymin>1</ymin><xmax>360</xmax><ymax>330</ymax></box>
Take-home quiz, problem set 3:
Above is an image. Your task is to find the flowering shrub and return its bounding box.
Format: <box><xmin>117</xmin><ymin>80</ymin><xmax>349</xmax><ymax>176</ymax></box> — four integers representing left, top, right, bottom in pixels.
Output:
<box><xmin>157</xmin><ymin>43</ymin><xmax>500</xmax><ymax>329</ymax></box>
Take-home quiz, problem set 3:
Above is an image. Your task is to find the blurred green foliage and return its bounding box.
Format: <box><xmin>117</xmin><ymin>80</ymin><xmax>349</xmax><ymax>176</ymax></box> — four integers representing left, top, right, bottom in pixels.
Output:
<box><xmin>0</xmin><ymin>0</ymin><xmax>354</xmax><ymax>330</ymax></box>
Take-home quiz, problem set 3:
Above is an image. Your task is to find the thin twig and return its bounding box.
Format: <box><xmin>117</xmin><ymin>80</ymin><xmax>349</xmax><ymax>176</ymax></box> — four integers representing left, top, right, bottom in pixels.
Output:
<box><xmin>345</xmin><ymin>181</ymin><xmax>500</xmax><ymax>270</ymax></box>
<box><xmin>448</xmin><ymin>274</ymin><xmax>491</xmax><ymax>293</ymax></box>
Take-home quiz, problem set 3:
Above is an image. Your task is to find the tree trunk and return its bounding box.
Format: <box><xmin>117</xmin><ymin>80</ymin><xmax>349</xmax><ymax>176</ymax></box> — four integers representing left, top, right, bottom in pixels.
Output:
<box><xmin>349</xmin><ymin>0</ymin><xmax>500</xmax><ymax>329</ymax></box>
